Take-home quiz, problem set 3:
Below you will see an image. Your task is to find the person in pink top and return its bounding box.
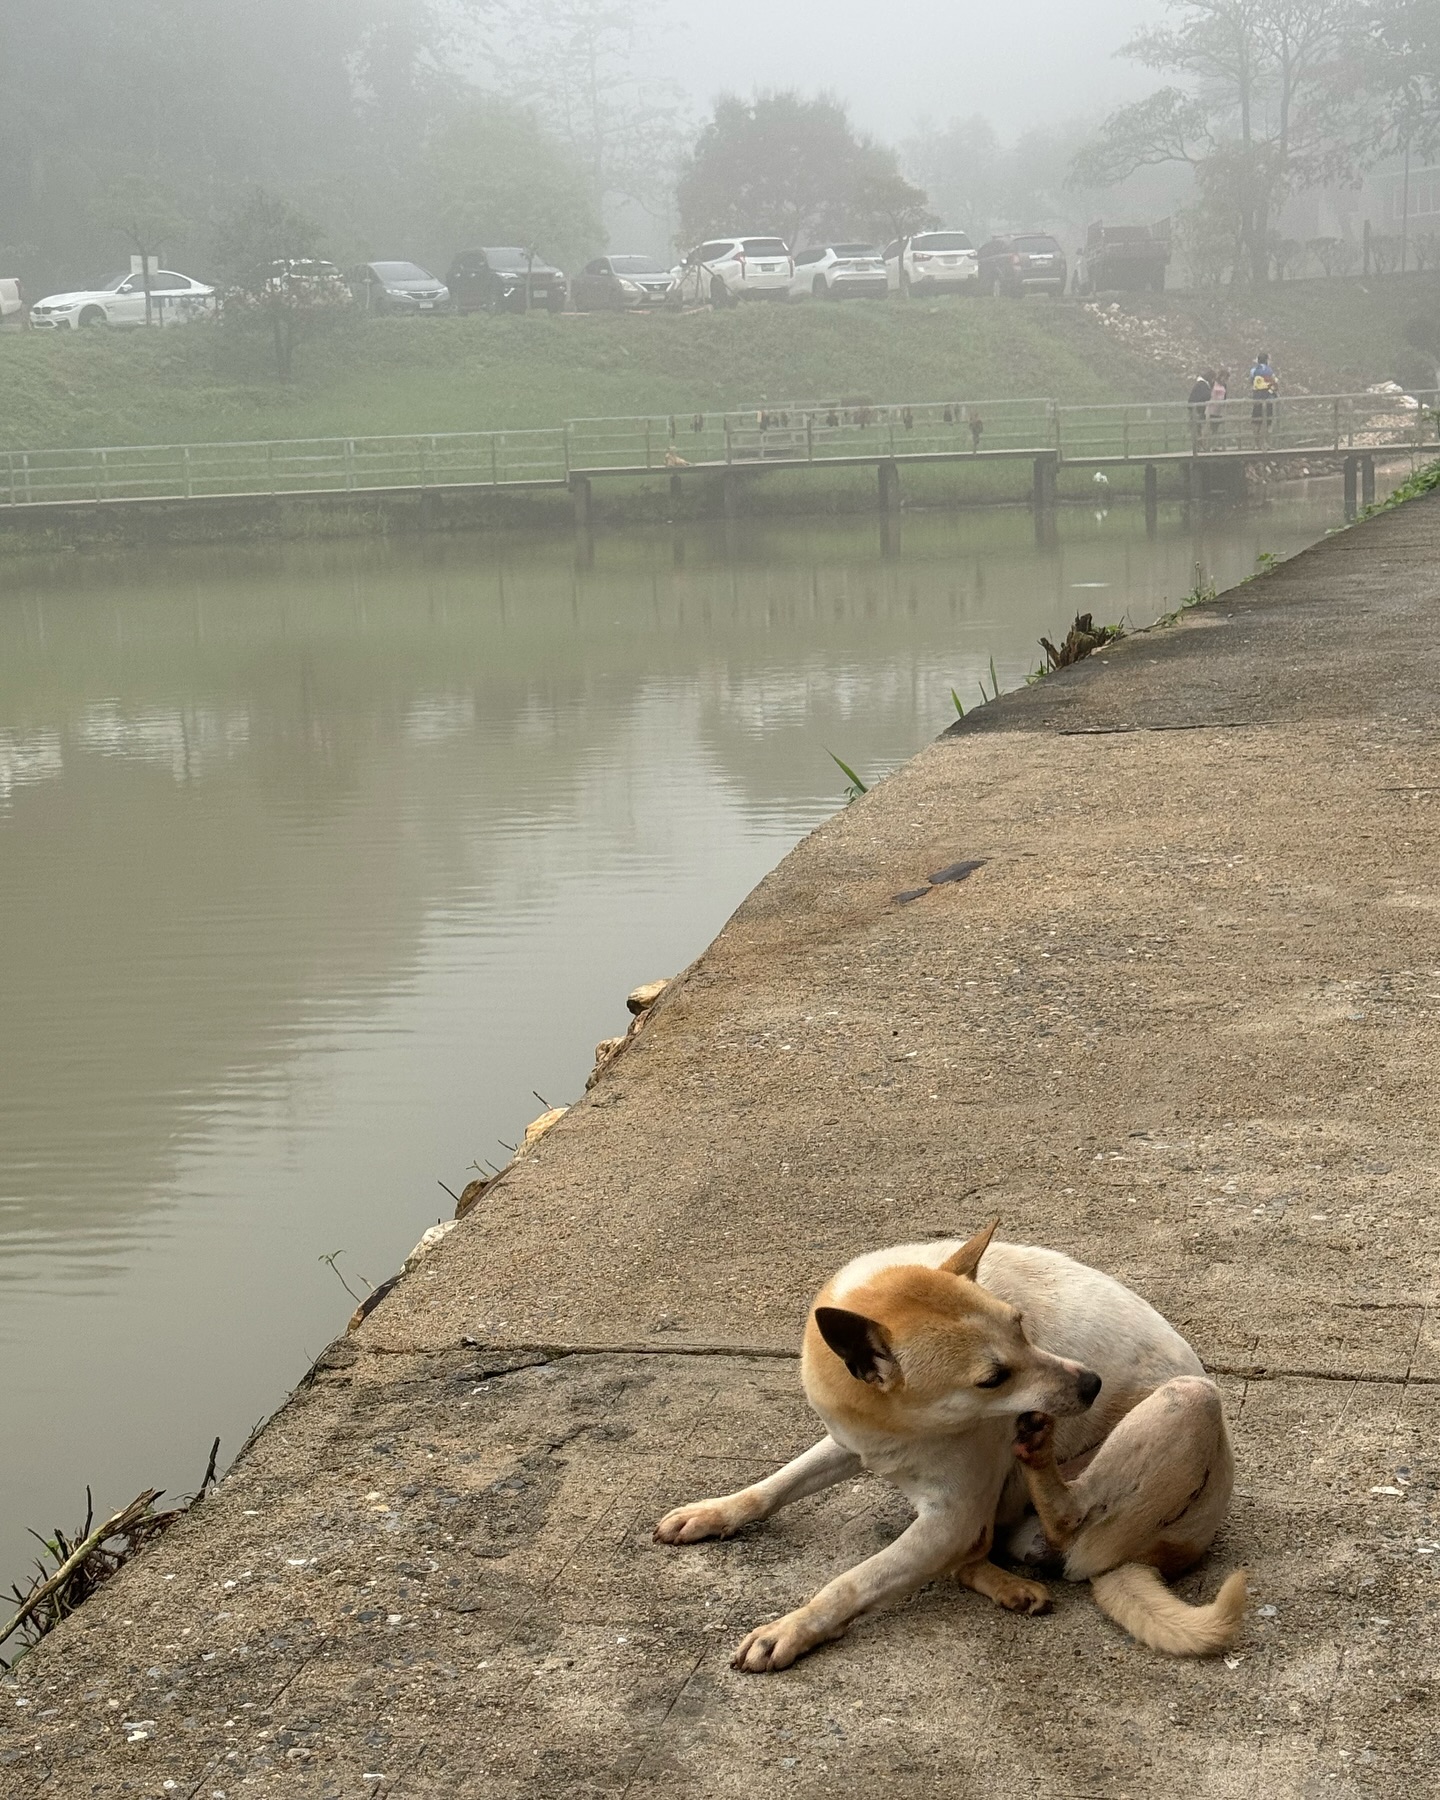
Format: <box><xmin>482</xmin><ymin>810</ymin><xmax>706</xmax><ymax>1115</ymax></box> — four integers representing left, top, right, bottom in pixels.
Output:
<box><xmin>1206</xmin><ymin>368</ymin><xmax>1229</xmax><ymax>441</ymax></box>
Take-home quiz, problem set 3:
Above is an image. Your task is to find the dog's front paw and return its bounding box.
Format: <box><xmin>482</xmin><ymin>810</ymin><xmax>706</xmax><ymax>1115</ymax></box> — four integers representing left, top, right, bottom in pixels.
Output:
<box><xmin>731</xmin><ymin>1609</ymin><xmax>825</xmax><ymax>1673</ymax></box>
<box><xmin>1012</xmin><ymin>1411</ymin><xmax>1056</xmax><ymax>1464</ymax></box>
<box><xmin>654</xmin><ymin>1497</ymin><xmax>749</xmax><ymax>1544</ymax></box>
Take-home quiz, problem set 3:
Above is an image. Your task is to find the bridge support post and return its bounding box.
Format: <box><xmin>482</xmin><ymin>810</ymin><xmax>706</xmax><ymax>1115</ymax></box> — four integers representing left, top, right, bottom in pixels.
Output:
<box><xmin>1143</xmin><ymin>463</ymin><xmax>1158</xmax><ymax>534</ymax></box>
<box><xmin>722</xmin><ymin>470</ymin><xmax>740</xmax><ymax>521</ymax></box>
<box><xmin>669</xmin><ymin>473</ymin><xmax>683</xmax><ymax>508</ymax></box>
<box><xmin>878</xmin><ymin>458</ymin><xmax>901</xmax><ymax>514</ymax></box>
<box><xmin>1343</xmin><ymin>456</ymin><xmax>1358</xmax><ymax>520</ymax></box>
<box><xmin>1187</xmin><ymin>458</ymin><xmax>1204</xmax><ymax>507</ymax></box>
<box><xmin>571</xmin><ymin>475</ymin><xmax>592</xmax><ymax>530</ymax></box>
<box><xmin>1361</xmin><ymin>455</ymin><xmax>1376</xmax><ymax>508</ymax></box>
<box><xmin>1031</xmin><ymin>453</ymin><xmax>1057</xmax><ymax>512</ymax></box>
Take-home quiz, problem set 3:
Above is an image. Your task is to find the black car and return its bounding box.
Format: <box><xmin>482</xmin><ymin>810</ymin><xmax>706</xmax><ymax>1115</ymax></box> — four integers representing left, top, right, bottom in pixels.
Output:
<box><xmin>347</xmin><ymin>261</ymin><xmax>450</xmax><ymax>314</ymax></box>
<box><xmin>446</xmin><ymin>247</ymin><xmax>567</xmax><ymax>314</ymax></box>
<box><xmin>975</xmin><ymin>233</ymin><xmax>1067</xmax><ymax>298</ymax></box>
<box><xmin>570</xmin><ymin>254</ymin><xmax>674</xmax><ymax>310</ymax></box>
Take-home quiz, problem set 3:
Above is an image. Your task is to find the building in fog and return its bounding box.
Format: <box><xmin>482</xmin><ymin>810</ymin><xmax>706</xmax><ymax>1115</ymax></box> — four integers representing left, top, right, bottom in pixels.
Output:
<box><xmin>1283</xmin><ymin>157</ymin><xmax>1440</xmax><ymax>273</ymax></box>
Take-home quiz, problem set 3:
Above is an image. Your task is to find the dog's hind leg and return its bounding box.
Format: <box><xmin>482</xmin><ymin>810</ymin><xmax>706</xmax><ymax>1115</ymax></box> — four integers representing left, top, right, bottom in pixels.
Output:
<box><xmin>654</xmin><ymin>1435</ymin><xmax>861</xmax><ymax>1544</ymax></box>
<box><xmin>1016</xmin><ymin>1377</ymin><xmax>1233</xmax><ymax>1575</ymax></box>
<box><xmin>956</xmin><ymin>1557</ymin><xmax>1052</xmax><ymax>1614</ymax></box>
<box><xmin>1013</xmin><ymin>1378</ymin><xmax>1245</xmax><ymax>1655</ymax></box>
<box><xmin>948</xmin><ymin>1520</ymin><xmax>1052</xmax><ymax>1613</ymax></box>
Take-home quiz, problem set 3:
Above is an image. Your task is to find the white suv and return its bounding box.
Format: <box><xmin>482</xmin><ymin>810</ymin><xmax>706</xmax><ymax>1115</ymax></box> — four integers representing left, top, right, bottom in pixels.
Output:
<box><xmin>884</xmin><ymin>232</ymin><xmax>979</xmax><ymax>297</ymax></box>
<box><xmin>30</xmin><ymin>269</ymin><xmax>216</xmax><ymax>329</ymax></box>
<box><xmin>669</xmin><ymin>237</ymin><xmax>794</xmax><ymax>306</ymax></box>
<box><xmin>790</xmin><ymin>244</ymin><xmax>888</xmax><ymax>300</ymax></box>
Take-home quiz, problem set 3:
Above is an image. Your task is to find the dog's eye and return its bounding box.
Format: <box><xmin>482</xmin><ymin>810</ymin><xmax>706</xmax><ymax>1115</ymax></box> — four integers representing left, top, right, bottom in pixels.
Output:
<box><xmin>975</xmin><ymin>1366</ymin><xmax>1010</xmax><ymax>1388</ymax></box>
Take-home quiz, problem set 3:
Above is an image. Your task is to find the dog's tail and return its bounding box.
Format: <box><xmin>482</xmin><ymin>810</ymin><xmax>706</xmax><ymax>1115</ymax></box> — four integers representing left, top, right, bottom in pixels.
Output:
<box><xmin>1090</xmin><ymin>1563</ymin><xmax>1247</xmax><ymax>1656</ymax></box>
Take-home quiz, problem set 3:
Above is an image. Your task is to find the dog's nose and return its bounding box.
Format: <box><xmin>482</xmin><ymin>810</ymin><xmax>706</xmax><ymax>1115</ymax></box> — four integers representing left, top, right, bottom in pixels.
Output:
<box><xmin>1077</xmin><ymin>1369</ymin><xmax>1102</xmax><ymax>1408</ymax></box>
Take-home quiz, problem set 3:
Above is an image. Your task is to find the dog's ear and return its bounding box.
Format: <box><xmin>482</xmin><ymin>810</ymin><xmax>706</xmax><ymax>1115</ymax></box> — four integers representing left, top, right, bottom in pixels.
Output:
<box><xmin>939</xmin><ymin>1218</ymin><xmax>999</xmax><ymax>1282</ymax></box>
<box><xmin>814</xmin><ymin>1306</ymin><xmax>900</xmax><ymax>1389</ymax></box>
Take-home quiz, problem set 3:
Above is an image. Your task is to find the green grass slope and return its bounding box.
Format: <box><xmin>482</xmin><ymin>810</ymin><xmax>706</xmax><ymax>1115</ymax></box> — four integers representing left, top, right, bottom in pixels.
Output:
<box><xmin>0</xmin><ymin>301</ymin><xmax>1172</xmax><ymax>453</ymax></box>
<box><xmin>1</xmin><ymin>272</ymin><xmax>1426</xmax><ymax>454</ymax></box>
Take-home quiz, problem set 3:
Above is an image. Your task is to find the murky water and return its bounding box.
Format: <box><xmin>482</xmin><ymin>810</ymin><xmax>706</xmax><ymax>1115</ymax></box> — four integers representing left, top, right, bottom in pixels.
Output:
<box><xmin>0</xmin><ymin>483</ymin><xmax>1389</xmax><ymax>1598</ymax></box>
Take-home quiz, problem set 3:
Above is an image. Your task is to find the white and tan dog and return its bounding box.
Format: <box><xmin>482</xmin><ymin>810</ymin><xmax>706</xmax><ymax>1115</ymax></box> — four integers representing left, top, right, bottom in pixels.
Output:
<box><xmin>656</xmin><ymin>1223</ymin><xmax>1245</xmax><ymax>1670</ymax></box>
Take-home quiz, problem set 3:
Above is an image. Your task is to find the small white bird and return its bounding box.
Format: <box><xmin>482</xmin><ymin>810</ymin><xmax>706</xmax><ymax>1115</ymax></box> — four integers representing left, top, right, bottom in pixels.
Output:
<box><xmin>1093</xmin><ymin>470</ymin><xmax>1110</xmax><ymax>487</ymax></box>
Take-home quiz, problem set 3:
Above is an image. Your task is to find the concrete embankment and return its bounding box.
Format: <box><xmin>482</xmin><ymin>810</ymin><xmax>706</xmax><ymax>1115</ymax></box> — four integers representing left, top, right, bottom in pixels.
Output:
<box><xmin>4</xmin><ymin>494</ymin><xmax>1440</xmax><ymax>1797</ymax></box>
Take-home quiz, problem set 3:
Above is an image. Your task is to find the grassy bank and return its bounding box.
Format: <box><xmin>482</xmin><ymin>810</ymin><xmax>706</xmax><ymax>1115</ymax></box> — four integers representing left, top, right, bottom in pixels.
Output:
<box><xmin>3</xmin><ymin>275</ymin><xmax>1431</xmax><ymax>457</ymax></box>
<box><xmin>1099</xmin><ymin>270</ymin><xmax>1440</xmax><ymax>398</ymax></box>
<box><xmin>0</xmin><ymin>269</ymin><xmax>1429</xmax><ymax>469</ymax></box>
<box><xmin>0</xmin><ymin>301</ymin><xmax>1176</xmax><ymax>452</ymax></box>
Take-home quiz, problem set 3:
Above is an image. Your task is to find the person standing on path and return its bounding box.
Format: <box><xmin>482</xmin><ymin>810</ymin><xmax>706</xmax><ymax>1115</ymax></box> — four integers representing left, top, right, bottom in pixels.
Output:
<box><xmin>1249</xmin><ymin>352</ymin><xmax>1279</xmax><ymax>447</ymax></box>
<box><xmin>1207</xmin><ymin>368</ymin><xmax>1229</xmax><ymax>443</ymax></box>
<box><xmin>1189</xmin><ymin>370</ymin><xmax>1214</xmax><ymax>448</ymax></box>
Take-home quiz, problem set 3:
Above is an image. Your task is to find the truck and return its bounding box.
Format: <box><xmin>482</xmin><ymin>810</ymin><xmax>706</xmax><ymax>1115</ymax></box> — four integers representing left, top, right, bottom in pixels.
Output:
<box><xmin>1072</xmin><ymin>219</ymin><xmax>1171</xmax><ymax>295</ymax></box>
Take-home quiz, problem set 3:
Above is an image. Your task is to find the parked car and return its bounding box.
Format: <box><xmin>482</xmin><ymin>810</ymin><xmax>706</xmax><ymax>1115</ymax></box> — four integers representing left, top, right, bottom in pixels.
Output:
<box><xmin>446</xmin><ymin>248</ymin><xmax>567</xmax><ymax>314</ymax></box>
<box><xmin>347</xmin><ymin>261</ymin><xmax>449</xmax><ymax>314</ymax></box>
<box><xmin>252</xmin><ymin>258</ymin><xmax>348</xmax><ymax>290</ymax></box>
<box><xmin>29</xmin><ymin>269</ymin><xmax>216</xmax><ymax>330</ymax></box>
<box><xmin>1072</xmin><ymin>220</ymin><xmax>1170</xmax><ymax>294</ymax></box>
<box><xmin>974</xmin><ymin>232</ymin><xmax>1067</xmax><ymax>298</ymax></box>
<box><xmin>668</xmin><ymin>237</ymin><xmax>794</xmax><ymax>306</ymax></box>
<box><xmin>570</xmin><ymin>254</ymin><xmax>675</xmax><ymax>310</ymax></box>
<box><xmin>790</xmin><ymin>244</ymin><xmax>888</xmax><ymax>300</ymax></box>
<box><xmin>0</xmin><ymin>277</ymin><xmax>24</xmax><ymax>324</ymax></box>
<box><xmin>884</xmin><ymin>231</ymin><xmax>979</xmax><ymax>296</ymax></box>
<box><xmin>225</xmin><ymin>259</ymin><xmax>353</xmax><ymax>310</ymax></box>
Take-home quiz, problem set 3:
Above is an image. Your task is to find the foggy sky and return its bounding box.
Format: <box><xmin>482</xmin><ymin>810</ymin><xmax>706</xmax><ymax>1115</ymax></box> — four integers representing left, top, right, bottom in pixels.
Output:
<box><xmin>638</xmin><ymin>0</ymin><xmax>1163</xmax><ymax>140</ymax></box>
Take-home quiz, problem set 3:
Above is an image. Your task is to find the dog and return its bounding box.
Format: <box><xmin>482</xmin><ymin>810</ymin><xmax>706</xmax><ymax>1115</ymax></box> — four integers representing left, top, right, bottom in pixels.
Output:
<box><xmin>655</xmin><ymin>1222</ymin><xmax>1245</xmax><ymax>1671</ymax></box>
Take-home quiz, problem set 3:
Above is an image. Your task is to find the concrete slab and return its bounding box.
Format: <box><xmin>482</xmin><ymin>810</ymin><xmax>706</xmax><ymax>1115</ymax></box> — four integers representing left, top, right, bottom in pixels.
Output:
<box><xmin>5</xmin><ymin>1352</ymin><xmax>1439</xmax><ymax>1798</ymax></box>
<box><xmin>5</xmin><ymin>492</ymin><xmax>1440</xmax><ymax>1795</ymax></box>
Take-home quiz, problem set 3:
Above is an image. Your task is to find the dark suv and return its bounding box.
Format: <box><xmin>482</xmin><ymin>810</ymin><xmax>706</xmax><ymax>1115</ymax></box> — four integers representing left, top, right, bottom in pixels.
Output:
<box><xmin>975</xmin><ymin>233</ymin><xmax>1067</xmax><ymax>298</ymax></box>
<box><xmin>446</xmin><ymin>247</ymin><xmax>567</xmax><ymax>314</ymax></box>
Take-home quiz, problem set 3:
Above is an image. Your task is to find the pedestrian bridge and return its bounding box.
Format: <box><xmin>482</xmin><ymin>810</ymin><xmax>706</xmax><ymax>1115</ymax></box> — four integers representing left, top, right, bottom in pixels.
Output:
<box><xmin>3</xmin><ymin>391</ymin><xmax>1435</xmax><ymax>521</ymax></box>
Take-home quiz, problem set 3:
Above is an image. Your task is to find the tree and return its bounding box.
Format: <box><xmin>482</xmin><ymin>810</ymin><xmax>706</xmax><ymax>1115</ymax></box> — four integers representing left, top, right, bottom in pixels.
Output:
<box><xmin>902</xmin><ymin>116</ymin><xmax>1005</xmax><ymax>238</ymax></box>
<box><xmin>1308</xmin><ymin>233</ymin><xmax>1359</xmax><ymax>273</ymax></box>
<box><xmin>902</xmin><ymin>114</ymin><xmax>1183</xmax><ymax>245</ymax></box>
<box><xmin>417</xmin><ymin>102</ymin><xmax>603</xmax><ymax>271</ymax></box>
<box><xmin>494</xmin><ymin>0</ymin><xmax>686</xmax><ymax>219</ymax></box>
<box><xmin>1367</xmin><ymin>0</ymin><xmax>1440</xmax><ymax>156</ymax></box>
<box><xmin>212</xmin><ymin>189</ymin><xmax>349</xmax><ymax>380</ymax></box>
<box><xmin>91</xmin><ymin>176</ymin><xmax>192</xmax><ymax>323</ymax></box>
<box><xmin>676</xmin><ymin>92</ymin><xmax>931</xmax><ymax>249</ymax></box>
<box><xmin>0</xmin><ymin>0</ymin><xmax>478</xmax><ymax>292</ymax></box>
<box><xmin>1073</xmin><ymin>0</ymin><xmax>1369</xmax><ymax>283</ymax></box>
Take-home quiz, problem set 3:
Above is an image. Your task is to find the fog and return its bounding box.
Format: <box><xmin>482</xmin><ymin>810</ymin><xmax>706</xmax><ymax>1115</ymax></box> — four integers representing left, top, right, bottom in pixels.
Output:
<box><xmin>0</xmin><ymin>0</ymin><xmax>1428</xmax><ymax>363</ymax></box>
<box><xmin>634</xmin><ymin>0</ymin><xmax>1161</xmax><ymax>139</ymax></box>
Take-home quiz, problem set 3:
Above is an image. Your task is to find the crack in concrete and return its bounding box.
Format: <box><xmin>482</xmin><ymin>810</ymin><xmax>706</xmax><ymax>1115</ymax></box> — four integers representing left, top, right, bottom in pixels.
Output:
<box><xmin>345</xmin><ymin>1338</ymin><xmax>1440</xmax><ymax>1388</ymax></box>
<box><xmin>1057</xmin><ymin>720</ymin><xmax>1271</xmax><ymax>734</ymax></box>
<box><xmin>1203</xmin><ymin>1359</ymin><xmax>1440</xmax><ymax>1387</ymax></box>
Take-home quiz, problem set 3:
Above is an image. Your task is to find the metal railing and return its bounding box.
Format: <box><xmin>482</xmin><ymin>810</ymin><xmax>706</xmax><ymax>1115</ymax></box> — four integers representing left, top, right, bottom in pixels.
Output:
<box><xmin>566</xmin><ymin>398</ymin><xmax>1055</xmax><ymax>471</ymax></box>
<box><xmin>3</xmin><ymin>393</ymin><xmax>1436</xmax><ymax>508</ymax></box>
<box><xmin>1052</xmin><ymin>391</ymin><xmax>1440</xmax><ymax>460</ymax></box>
<box><xmin>1</xmin><ymin>428</ymin><xmax>569</xmax><ymax>506</ymax></box>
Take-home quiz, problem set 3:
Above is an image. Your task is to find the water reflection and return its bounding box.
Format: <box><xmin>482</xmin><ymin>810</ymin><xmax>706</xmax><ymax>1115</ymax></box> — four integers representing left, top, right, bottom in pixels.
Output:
<box><xmin>0</xmin><ymin>489</ymin><xmax>1376</xmax><ymax>1589</ymax></box>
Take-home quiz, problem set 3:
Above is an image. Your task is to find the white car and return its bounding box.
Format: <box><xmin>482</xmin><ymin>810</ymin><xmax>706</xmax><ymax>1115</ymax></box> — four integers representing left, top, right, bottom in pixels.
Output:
<box><xmin>789</xmin><ymin>244</ymin><xmax>888</xmax><ymax>300</ymax></box>
<box><xmin>884</xmin><ymin>231</ymin><xmax>979</xmax><ymax>297</ymax></box>
<box><xmin>29</xmin><ymin>269</ymin><xmax>216</xmax><ymax>330</ymax></box>
<box><xmin>669</xmin><ymin>237</ymin><xmax>794</xmax><ymax>306</ymax></box>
